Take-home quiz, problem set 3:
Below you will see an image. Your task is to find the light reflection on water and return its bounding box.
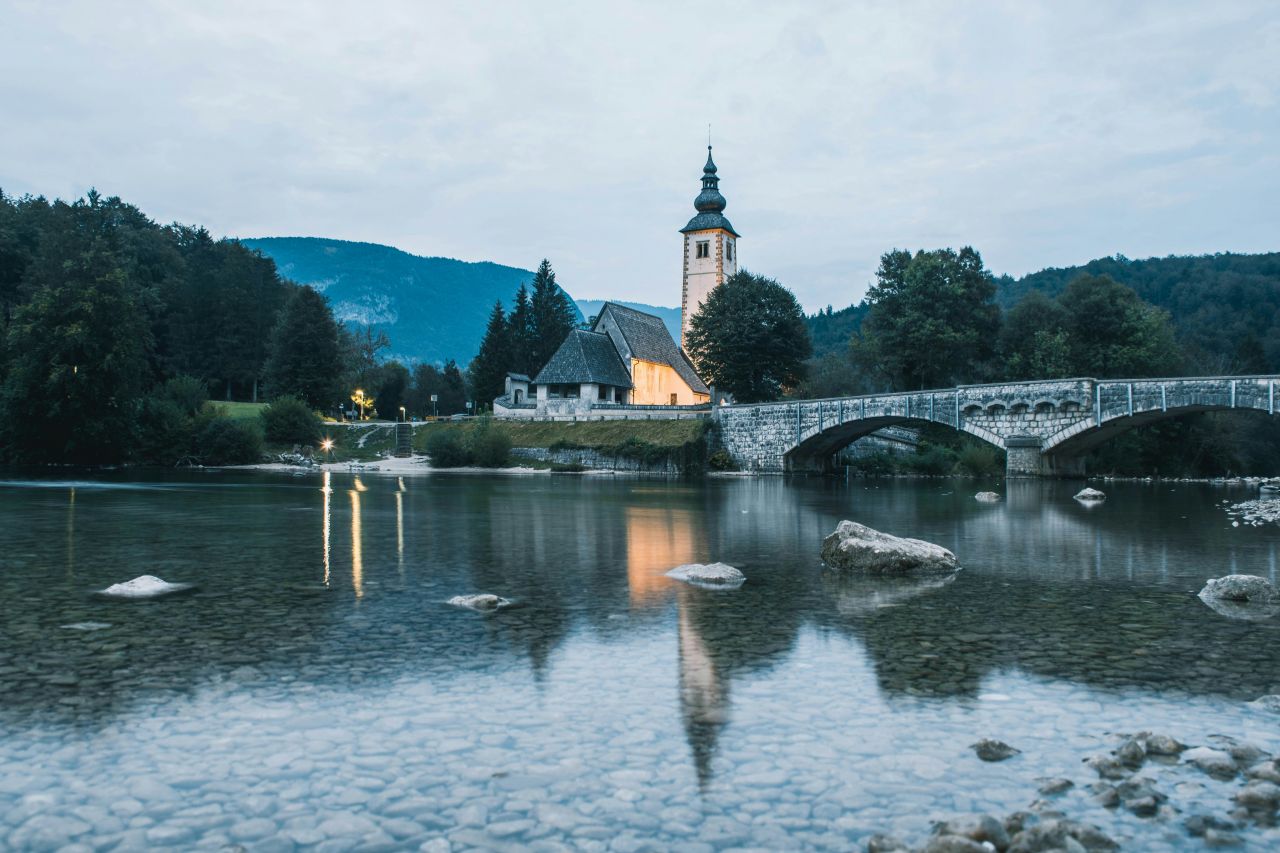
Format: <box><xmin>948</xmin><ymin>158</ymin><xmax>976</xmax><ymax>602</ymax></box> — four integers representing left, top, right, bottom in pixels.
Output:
<box><xmin>1</xmin><ymin>471</ymin><xmax>1280</xmax><ymax>850</ymax></box>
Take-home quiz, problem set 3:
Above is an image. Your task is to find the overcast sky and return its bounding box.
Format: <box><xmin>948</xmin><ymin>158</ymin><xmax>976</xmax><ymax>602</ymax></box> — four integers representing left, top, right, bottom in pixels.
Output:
<box><xmin>2</xmin><ymin>1</ymin><xmax>1277</xmax><ymax>311</ymax></box>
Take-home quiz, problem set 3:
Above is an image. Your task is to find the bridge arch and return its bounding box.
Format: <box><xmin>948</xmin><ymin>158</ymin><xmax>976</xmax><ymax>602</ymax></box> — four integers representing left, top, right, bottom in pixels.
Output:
<box><xmin>783</xmin><ymin>415</ymin><xmax>1004</xmax><ymax>473</ymax></box>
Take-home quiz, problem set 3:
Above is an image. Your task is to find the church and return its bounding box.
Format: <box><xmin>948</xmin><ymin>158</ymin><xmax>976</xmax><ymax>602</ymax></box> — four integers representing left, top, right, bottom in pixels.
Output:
<box><xmin>495</xmin><ymin>147</ymin><xmax>738</xmax><ymax>418</ymax></box>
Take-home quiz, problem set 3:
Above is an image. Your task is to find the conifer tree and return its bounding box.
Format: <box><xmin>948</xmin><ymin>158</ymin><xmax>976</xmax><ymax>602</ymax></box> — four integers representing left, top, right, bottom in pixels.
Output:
<box><xmin>468</xmin><ymin>301</ymin><xmax>511</xmax><ymax>404</ymax></box>
<box><xmin>507</xmin><ymin>283</ymin><xmax>534</xmax><ymax>376</ymax></box>
<box><xmin>528</xmin><ymin>259</ymin><xmax>576</xmax><ymax>374</ymax></box>
<box><xmin>439</xmin><ymin>359</ymin><xmax>469</xmax><ymax>414</ymax></box>
<box><xmin>262</xmin><ymin>287</ymin><xmax>343</xmax><ymax>410</ymax></box>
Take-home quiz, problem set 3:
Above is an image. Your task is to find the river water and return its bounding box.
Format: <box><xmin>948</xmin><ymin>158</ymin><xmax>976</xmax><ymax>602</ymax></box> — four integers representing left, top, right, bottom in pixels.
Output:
<box><xmin>2</xmin><ymin>470</ymin><xmax>1279</xmax><ymax>851</ymax></box>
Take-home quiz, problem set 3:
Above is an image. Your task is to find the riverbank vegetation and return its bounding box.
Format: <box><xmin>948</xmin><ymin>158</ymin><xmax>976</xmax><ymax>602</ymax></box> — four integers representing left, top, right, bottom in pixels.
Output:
<box><xmin>800</xmin><ymin>248</ymin><xmax>1280</xmax><ymax>477</ymax></box>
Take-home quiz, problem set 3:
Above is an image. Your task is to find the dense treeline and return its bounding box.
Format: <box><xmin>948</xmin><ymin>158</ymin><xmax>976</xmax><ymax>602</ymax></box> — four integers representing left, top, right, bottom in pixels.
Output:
<box><xmin>0</xmin><ymin>189</ymin><xmax>487</xmax><ymax>465</ymax></box>
<box><xmin>794</xmin><ymin>247</ymin><xmax>1280</xmax><ymax>476</ymax></box>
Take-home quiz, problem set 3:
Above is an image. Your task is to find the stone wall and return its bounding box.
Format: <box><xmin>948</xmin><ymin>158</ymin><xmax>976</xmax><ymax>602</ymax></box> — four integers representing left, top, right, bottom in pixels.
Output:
<box><xmin>511</xmin><ymin>447</ymin><xmax>682</xmax><ymax>475</ymax></box>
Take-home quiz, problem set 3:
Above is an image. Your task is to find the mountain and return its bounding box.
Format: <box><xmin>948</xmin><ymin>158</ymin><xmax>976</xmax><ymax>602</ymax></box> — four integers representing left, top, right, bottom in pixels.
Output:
<box><xmin>240</xmin><ymin>237</ymin><xmax>583</xmax><ymax>365</ymax></box>
<box><xmin>576</xmin><ymin>300</ymin><xmax>682</xmax><ymax>343</ymax></box>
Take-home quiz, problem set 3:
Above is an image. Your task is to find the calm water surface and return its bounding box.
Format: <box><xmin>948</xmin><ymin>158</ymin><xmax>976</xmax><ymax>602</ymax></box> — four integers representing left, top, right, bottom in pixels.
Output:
<box><xmin>2</xmin><ymin>470</ymin><xmax>1280</xmax><ymax>851</ymax></box>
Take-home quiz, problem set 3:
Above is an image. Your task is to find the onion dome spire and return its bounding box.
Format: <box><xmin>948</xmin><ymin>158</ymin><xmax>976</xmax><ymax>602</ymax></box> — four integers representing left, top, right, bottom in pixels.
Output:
<box><xmin>680</xmin><ymin>145</ymin><xmax>739</xmax><ymax>236</ymax></box>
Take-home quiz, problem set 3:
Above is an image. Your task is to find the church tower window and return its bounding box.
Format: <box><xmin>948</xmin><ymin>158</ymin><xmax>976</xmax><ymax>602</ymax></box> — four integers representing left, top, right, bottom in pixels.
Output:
<box><xmin>696</xmin><ymin>241</ymin><xmax>710</xmax><ymax>259</ymax></box>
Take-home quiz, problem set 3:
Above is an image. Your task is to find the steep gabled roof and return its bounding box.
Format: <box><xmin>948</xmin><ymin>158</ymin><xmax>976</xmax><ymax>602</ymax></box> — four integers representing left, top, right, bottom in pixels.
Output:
<box><xmin>533</xmin><ymin>329</ymin><xmax>633</xmax><ymax>388</ymax></box>
<box><xmin>594</xmin><ymin>303</ymin><xmax>710</xmax><ymax>395</ymax></box>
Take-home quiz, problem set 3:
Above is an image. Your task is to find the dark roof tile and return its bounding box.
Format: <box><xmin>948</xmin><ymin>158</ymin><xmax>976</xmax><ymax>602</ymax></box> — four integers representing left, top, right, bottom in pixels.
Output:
<box><xmin>533</xmin><ymin>330</ymin><xmax>633</xmax><ymax>388</ymax></box>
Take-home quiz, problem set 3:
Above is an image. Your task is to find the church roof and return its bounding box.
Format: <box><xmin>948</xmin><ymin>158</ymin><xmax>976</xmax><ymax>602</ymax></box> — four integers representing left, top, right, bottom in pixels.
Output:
<box><xmin>533</xmin><ymin>329</ymin><xmax>633</xmax><ymax>388</ymax></box>
<box><xmin>594</xmin><ymin>303</ymin><xmax>710</xmax><ymax>395</ymax></box>
<box><xmin>680</xmin><ymin>145</ymin><xmax>740</xmax><ymax>237</ymax></box>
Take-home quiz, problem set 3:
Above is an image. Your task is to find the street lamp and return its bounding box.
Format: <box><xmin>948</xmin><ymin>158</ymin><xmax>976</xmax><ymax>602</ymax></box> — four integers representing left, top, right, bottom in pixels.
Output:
<box><xmin>320</xmin><ymin>437</ymin><xmax>335</xmax><ymax>462</ymax></box>
<box><xmin>399</xmin><ymin>406</ymin><xmax>406</xmax><ymax>423</ymax></box>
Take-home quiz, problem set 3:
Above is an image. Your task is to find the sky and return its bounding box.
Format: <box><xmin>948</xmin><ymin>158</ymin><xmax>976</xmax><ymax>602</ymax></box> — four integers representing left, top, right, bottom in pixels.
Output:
<box><xmin>1</xmin><ymin>1</ymin><xmax>1277</xmax><ymax>312</ymax></box>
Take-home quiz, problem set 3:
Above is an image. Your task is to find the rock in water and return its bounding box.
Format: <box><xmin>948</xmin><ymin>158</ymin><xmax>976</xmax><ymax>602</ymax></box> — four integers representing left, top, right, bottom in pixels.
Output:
<box><xmin>664</xmin><ymin>563</ymin><xmax>745</xmax><ymax>589</ymax></box>
<box><xmin>1247</xmin><ymin>695</ymin><xmax>1280</xmax><ymax>714</ymax></box>
<box><xmin>1182</xmin><ymin>746</ymin><xmax>1238</xmax><ymax>780</ymax></box>
<box><xmin>821</xmin><ymin>521</ymin><xmax>958</xmax><ymax>575</ymax></box>
<box><xmin>447</xmin><ymin>594</ymin><xmax>512</xmax><ymax>612</ymax></box>
<box><xmin>1198</xmin><ymin>575</ymin><xmax>1280</xmax><ymax>621</ymax></box>
<box><xmin>1073</xmin><ymin>487</ymin><xmax>1106</xmax><ymax>503</ymax></box>
<box><xmin>974</xmin><ymin>491</ymin><xmax>1001</xmax><ymax>503</ymax></box>
<box><xmin>98</xmin><ymin>575</ymin><xmax>194</xmax><ymax>599</ymax></box>
<box><xmin>1199</xmin><ymin>574</ymin><xmax>1278</xmax><ymax>603</ymax></box>
<box><xmin>971</xmin><ymin>739</ymin><xmax>1020</xmax><ymax>762</ymax></box>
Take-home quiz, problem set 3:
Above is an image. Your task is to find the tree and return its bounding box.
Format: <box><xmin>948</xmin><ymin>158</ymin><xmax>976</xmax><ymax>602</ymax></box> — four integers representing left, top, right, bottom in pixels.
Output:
<box><xmin>1058</xmin><ymin>274</ymin><xmax>1181</xmax><ymax>378</ymax></box>
<box><xmin>344</xmin><ymin>324</ymin><xmax>391</xmax><ymax>392</ymax></box>
<box><xmin>853</xmin><ymin>247</ymin><xmax>1000</xmax><ymax>389</ymax></box>
<box><xmin>439</xmin><ymin>359</ymin><xmax>468</xmax><ymax>414</ymax></box>
<box><xmin>469</xmin><ymin>301</ymin><xmax>512</xmax><ymax>405</ymax></box>
<box><xmin>507</xmin><ymin>283</ymin><xmax>534</xmax><ymax>376</ymax></box>
<box><xmin>0</xmin><ymin>197</ymin><xmax>154</xmax><ymax>463</ymax></box>
<box><xmin>685</xmin><ymin>270</ymin><xmax>811</xmax><ymax>403</ymax></box>
<box><xmin>407</xmin><ymin>363</ymin><xmax>444</xmax><ymax>417</ymax></box>
<box><xmin>998</xmin><ymin>290</ymin><xmax>1072</xmax><ymax>380</ymax></box>
<box><xmin>262</xmin><ymin>286</ymin><xmax>343</xmax><ymax>409</ymax></box>
<box><xmin>528</xmin><ymin>259</ymin><xmax>576</xmax><ymax>374</ymax></box>
<box><xmin>371</xmin><ymin>360</ymin><xmax>410</xmax><ymax>420</ymax></box>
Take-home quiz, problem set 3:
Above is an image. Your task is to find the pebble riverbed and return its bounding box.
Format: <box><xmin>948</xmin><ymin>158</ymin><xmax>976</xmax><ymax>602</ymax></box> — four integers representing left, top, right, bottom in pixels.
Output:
<box><xmin>2</xmin><ymin>471</ymin><xmax>1280</xmax><ymax>851</ymax></box>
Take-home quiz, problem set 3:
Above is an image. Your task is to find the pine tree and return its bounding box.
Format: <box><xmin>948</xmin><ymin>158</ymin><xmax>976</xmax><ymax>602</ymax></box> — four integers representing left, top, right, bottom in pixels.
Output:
<box><xmin>468</xmin><ymin>301</ymin><xmax>512</xmax><ymax>404</ymax></box>
<box><xmin>439</xmin><ymin>359</ymin><xmax>469</xmax><ymax>415</ymax></box>
<box><xmin>262</xmin><ymin>287</ymin><xmax>343</xmax><ymax>410</ymax></box>
<box><xmin>528</xmin><ymin>259</ymin><xmax>577</xmax><ymax>375</ymax></box>
<box><xmin>507</xmin><ymin>283</ymin><xmax>534</xmax><ymax>376</ymax></box>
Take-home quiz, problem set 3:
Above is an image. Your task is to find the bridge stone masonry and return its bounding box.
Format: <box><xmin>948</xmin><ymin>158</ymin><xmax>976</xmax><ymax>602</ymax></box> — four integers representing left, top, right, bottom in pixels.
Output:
<box><xmin>713</xmin><ymin>375</ymin><xmax>1280</xmax><ymax>477</ymax></box>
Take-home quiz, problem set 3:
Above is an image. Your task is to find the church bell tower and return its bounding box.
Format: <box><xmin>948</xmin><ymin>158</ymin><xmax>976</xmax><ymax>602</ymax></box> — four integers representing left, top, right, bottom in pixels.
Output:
<box><xmin>680</xmin><ymin>146</ymin><xmax>739</xmax><ymax>346</ymax></box>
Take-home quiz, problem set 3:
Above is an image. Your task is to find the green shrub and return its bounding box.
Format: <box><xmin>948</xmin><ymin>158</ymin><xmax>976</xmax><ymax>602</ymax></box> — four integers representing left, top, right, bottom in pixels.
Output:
<box><xmin>469</xmin><ymin>422</ymin><xmax>512</xmax><ymax>468</ymax></box>
<box><xmin>905</xmin><ymin>444</ymin><xmax>957</xmax><ymax>476</ymax></box>
<box><xmin>426</xmin><ymin>429</ymin><xmax>471</xmax><ymax>467</ymax></box>
<box><xmin>260</xmin><ymin>395</ymin><xmax>321</xmax><ymax>444</ymax></box>
<box><xmin>846</xmin><ymin>451</ymin><xmax>899</xmax><ymax>476</ymax></box>
<box><xmin>956</xmin><ymin>444</ymin><xmax>1004</xmax><ymax>477</ymax></box>
<box><xmin>135</xmin><ymin>398</ymin><xmax>195</xmax><ymax>465</ymax></box>
<box><xmin>196</xmin><ymin>415</ymin><xmax>264</xmax><ymax>465</ymax></box>
<box><xmin>550</xmin><ymin>461</ymin><xmax>587</xmax><ymax>473</ymax></box>
<box><xmin>549</xmin><ymin>438</ymin><xmax>586</xmax><ymax>451</ymax></box>
<box><xmin>160</xmin><ymin>375</ymin><xmax>209</xmax><ymax>417</ymax></box>
<box><xmin>708</xmin><ymin>449</ymin><xmax>738</xmax><ymax>471</ymax></box>
<box><xmin>603</xmin><ymin>436</ymin><xmax>669</xmax><ymax>464</ymax></box>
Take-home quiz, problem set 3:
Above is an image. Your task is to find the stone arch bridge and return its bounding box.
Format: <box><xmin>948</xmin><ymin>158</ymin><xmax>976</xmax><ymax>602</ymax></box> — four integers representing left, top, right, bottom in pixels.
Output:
<box><xmin>714</xmin><ymin>375</ymin><xmax>1280</xmax><ymax>476</ymax></box>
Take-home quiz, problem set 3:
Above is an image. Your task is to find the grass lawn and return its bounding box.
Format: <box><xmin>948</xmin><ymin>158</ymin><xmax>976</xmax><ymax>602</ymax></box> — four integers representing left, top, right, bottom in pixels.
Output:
<box><xmin>208</xmin><ymin>401</ymin><xmax>269</xmax><ymax>421</ymax></box>
<box><xmin>413</xmin><ymin>418</ymin><xmax>707</xmax><ymax>452</ymax></box>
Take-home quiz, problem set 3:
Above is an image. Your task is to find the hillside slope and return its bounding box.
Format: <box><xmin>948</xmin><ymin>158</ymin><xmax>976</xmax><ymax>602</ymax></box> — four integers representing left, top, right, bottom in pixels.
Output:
<box><xmin>241</xmin><ymin>237</ymin><xmax>582</xmax><ymax>365</ymax></box>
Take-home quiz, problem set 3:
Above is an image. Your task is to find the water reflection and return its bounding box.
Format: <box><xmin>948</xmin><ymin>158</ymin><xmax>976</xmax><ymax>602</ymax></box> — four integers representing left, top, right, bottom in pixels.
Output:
<box><xmin>321</xmin><ymin>471</ymin><xmax>331</xmax><ymax>587</ymax></box>
<box><xmin>396</xmin><ymin>477</ymin><xmax>406</xmax><ymax>576</ymax></box>
<box><xmin>65</xmin><ymin>486</ymin><xmax>75</xmax><ymax>578</ymax></box>
<box><xmin>349</xmin><ymin>484</ymin><xmax>363</xmax><ymax>599</ymax></box>
<box><xmin>677</xmin><ymin>588</ymin><xmax>728</xmax><ymax>788</ymax></box>
<box><xmin>625</xmin><ymin>506</ymin><xmax>700</xmax><ymax>607</ymax></box>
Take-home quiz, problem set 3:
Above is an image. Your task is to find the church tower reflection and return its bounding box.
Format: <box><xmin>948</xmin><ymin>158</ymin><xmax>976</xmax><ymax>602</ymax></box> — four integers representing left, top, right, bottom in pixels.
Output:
<box><xmin>623</xmin><ymin>504</ymin><xmax>727</xmax><ymax>787</ymax></box>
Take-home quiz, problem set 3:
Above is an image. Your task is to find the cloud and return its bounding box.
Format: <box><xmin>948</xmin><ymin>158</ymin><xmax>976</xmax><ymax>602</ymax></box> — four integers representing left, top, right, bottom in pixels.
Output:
<box><xmin>1</xmin><ymin>0</ymin><xmax>1276</xmax><ymax>311</ymax></box>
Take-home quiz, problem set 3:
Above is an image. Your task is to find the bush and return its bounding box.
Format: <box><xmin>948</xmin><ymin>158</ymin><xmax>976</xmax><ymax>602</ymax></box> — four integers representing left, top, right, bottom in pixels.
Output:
<box><xmin>160</xmin><ymin>375</ymin><xmax>208</xmax><ymax>417</ymax></box>
<box><xmin>134</xmin><ymin>398</ymin><xmax>195</xmax><ymax>465</ymax></box>
<box><xmin>426</xmin><ymin>429</ymin><xmax>471</xmax><ymax>467</ymax></box>
<box><xmin>708</xmin><ymin>449</ymin><xmax>738</xmax><ymax>471</ymax></box>
<box><xmin>549</xmin><ymin>438</ymin><xmax>586</xmax><ymax>452</ymax></box>
<box><xmin>956</xmin><ymin>444</ymin><xmax>1004</xmax><ymax>477</ymax></box>
<box><xmin>550</xmin><ymin>462</ymin><xmax>587</xmax><ymax>473</ymax></box>
<box><xmin>846</xmin><ymin>451</ymin><xmax>898</xmax><ymax>476</ymax></box>
<box><xmin>196</xmin><ymin>414</ymin><xmax>264</xmax><ymax>465</ymax></box>
<box><xmin>260</xmin><ymin>395</ymin><xmax>321</xmax><ymax>444</ymax></box>
<box><xmin>904</xmin><ymin>444</ymin><xmax>957</xmax><ymax>476</ymax></box>
<box><xmin>469</xmin><ymin>420</ymin><xmax>511</xmax><ymax>468</ymax></box>
<box><xmin>603</xmin><ymin>436</ymin><xmax>669</xmax><ymax>464</ymax></box>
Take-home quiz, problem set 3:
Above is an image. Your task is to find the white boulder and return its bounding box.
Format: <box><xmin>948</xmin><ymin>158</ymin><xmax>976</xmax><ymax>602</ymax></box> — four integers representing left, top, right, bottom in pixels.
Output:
<box><xmin>974</xmin><ymin>492</ymin><xmax>1001</xmax><ymax>503</ymax></box>
<box><xmin>1198</xmin><ymin>574</ymin><xmax>1280</xmax><ymax>621</ymax></box>
<box><xmin>448</xmin><ymin>594</ymin><xmax>512</xmax><ymax>612</ymax></box>
<box><xmin>98</xmin><ymin>575</ymin><xmax>194</xmax><ymax>599</ymax></box>
<box><xmin>1073</xmin><ymin>487</ymin><xmax>1106</xmax><ymax>503</ymax></box>
<box><xmin>665</xmin><ymin>562</ymin><xmax>746</xmax><ymax>589</ymax></box>
<box><xmin>821</xmin><ymin>521</ymin><xmax>958</xmax><ymax>575</ymax></box>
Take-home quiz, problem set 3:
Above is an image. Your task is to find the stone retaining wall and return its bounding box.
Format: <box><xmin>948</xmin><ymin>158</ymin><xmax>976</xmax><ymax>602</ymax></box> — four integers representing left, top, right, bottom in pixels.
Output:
<box><xmin>511</xmin><ymin>447</ymin><xmax>682</xmax><ymax>475</ymax></box>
